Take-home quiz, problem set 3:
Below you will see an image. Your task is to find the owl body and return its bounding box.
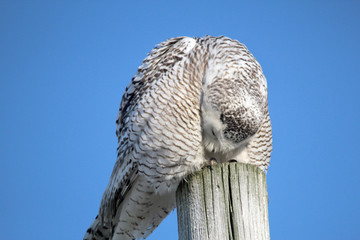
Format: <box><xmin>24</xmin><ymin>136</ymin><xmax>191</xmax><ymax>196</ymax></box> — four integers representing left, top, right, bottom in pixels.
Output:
<box><xmin>84</xmin><ymin>36</ymin><xmax>272</xmax><ymax>240</ymax></box>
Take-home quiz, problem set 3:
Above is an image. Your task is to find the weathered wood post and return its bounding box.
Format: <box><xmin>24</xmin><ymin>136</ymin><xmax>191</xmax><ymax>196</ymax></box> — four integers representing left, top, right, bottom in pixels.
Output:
<box><xmin>176</xmin><ymin>162</ymin><xmax>270</xmax><ymax>240</ymax></box>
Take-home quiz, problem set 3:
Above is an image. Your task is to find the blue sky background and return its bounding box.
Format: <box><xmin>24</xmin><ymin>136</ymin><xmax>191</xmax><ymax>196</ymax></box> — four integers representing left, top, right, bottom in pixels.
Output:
<box><xmin>1</xmin><ymin>1</ymin><xmax>360</xmax><ymax>239</ymax></box>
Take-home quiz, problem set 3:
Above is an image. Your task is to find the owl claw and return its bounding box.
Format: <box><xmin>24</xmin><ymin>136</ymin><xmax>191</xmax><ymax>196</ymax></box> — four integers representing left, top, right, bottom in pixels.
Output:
<box><xmin>208</xmin><ymin>157</ymin><xmax>218</xmax><ymax>165</ymax></box>
<box><xmin>228</xmin><ymin>159</ymin><xmax>237</xmax><ymax>163</ymax></box>
<box><xmin>204</xmin><ymin>157</ymin><xmax>218</xmax><ymax>169</ymax></box>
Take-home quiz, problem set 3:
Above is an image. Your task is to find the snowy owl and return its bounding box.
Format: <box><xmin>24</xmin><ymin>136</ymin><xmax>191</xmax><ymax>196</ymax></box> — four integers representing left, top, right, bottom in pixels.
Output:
<box><xmin>84</xmin><ymin>35</ymin><xmax>272</xmax><ymax>240</ymax></box>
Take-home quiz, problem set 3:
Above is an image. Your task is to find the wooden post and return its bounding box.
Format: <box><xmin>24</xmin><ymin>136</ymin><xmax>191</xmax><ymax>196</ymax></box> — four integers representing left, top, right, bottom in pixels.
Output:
<box><xmin>176</xmin><ymin>163</ymin><xmax>270</xmax><ymax>240</ymax></box>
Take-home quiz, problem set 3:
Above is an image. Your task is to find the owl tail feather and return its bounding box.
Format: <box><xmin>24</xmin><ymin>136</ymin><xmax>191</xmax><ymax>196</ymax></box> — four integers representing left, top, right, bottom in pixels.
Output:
<box><xmin>83</xmin><ymin>215</ymin><xmax>110</xmax><ymax>240</ymax></box>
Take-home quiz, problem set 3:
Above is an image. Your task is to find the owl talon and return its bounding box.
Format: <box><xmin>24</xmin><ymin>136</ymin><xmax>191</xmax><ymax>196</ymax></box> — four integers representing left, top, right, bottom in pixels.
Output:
<box><xmin>228</xmin><ymin>159</ymin><xmax>237</xmax><ymax>163</ymax></box>
<box><xmin>204</xmin><ymin>157</ymin><xmax>218</xmax><ymax>169</ymax></box>
<box><xmin>208</xmin><ymin>157</ymin><xmax>218</xmax><ymax>165</ymax></box>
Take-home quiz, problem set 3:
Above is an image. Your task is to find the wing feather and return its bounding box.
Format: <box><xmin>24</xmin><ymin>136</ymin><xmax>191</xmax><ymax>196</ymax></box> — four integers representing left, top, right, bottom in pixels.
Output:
<box><xmin>98</xmin><ymin>37</ymin><xmax>203</xmax><ymax>229</ymax></box>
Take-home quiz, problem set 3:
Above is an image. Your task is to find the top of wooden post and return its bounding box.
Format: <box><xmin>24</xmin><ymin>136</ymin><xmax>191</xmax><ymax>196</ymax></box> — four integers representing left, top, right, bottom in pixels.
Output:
<box><xmin>176</xmin><ymin>162</ymin><xmax>269</xmax><ymax>240</ymax></box>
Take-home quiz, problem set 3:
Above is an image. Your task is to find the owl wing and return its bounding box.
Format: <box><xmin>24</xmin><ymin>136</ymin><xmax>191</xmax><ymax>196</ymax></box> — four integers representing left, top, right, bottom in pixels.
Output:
<box><xmin>98</xmin><ymin>37</ymin><xmax>204</xmax><ymax>234</ymax></box>
<box><xmin>247</xmin><ymin>108</ymin><xmax>272</xmax><ymax>171</ymax></box>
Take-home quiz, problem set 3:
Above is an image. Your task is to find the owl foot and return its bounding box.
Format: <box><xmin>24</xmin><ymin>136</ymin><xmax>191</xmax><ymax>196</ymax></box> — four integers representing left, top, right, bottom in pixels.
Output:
<box><xmin>228</xmin><ymin>159</ymin><xmax>237</xmax><ymax>163</ymax></box>
<box><xmin>203</xmin><ymin>157</ymin><xmax>218</xmax><ymax>170</ymax></box>
<box><xmin>208</xmin><ymin>157</ymin><xmax>218</xmax><ymax>165</ymax></box>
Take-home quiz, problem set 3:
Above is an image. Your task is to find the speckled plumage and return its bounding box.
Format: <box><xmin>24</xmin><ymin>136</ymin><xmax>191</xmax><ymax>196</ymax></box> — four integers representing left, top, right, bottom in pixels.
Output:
<box><xmin>84</xmin><ymin>36</ymin><xmax>272</xmax><ymax>240</ymax></box>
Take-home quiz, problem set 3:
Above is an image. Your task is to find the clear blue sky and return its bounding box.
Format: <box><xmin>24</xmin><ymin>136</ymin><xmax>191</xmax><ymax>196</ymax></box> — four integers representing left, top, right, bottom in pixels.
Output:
<box><xmin>1</xmin><ymin>1</ymin><xmax>360</xmax><ymax>239</ymax></box>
